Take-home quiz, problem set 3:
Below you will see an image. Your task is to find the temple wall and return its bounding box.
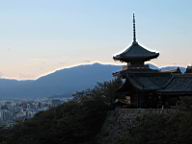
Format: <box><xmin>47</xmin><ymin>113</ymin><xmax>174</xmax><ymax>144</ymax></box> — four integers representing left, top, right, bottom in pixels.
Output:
<box><xmin>97</xmin><ymin>108</ymin><xmax>177</xmax><ymax>144</ymax></box>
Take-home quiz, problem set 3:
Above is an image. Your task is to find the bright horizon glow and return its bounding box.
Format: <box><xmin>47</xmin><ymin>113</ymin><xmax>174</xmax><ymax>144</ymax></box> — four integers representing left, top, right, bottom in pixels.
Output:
<box><xmin>2</xmin><ymin>61</ymin><xmax>122</xmax><ymax>80</ymax></box>
<box><xmin>1</xmin><ymin>61</ymin><xmax>187</xmax><ymax>81</ymax></box>
<box><xmin>0</xmin><ymin>0</ymin><xmax>192</xmax><ymax>80</ymax></box>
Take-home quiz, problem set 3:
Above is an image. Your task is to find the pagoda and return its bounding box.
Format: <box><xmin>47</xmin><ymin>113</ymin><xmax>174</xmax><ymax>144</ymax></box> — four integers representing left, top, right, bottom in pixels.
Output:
<box><xmin>113</xmin><ymin>14</ymin><xmax>192</xmax><ymax>108</ymax></box>
<box><xmin>113</xmin><ymin>14</ymin><xmax>159</xmax><ymax>72</ymax></box>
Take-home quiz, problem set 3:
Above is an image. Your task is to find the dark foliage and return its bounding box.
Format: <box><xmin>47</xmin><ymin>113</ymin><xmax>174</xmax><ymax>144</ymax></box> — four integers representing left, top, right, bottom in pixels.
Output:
<box><xmin>2</xmin><ymin>81</ymin><xmax>192</xmax><ymax>144</ymax></box>
<box><xmin>0</xmin><ymin>79</ymin><xmax>120</xmax><ymax>144</ymax></box>
<box><xmin>73</xmin><ymin>79</ymin><xmax>121</xmax><ymax>107</ymax></box>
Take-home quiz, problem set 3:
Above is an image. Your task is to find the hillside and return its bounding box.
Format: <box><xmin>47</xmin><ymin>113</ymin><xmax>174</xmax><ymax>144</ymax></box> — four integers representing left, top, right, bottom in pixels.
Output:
<box><xmin>0</xmin><ymin>63</ymin><xmax>121</xmax><ymax>99</ymax></box>
<box><xmin>1</xmin><ymin>80</ymin><xmax>192</xmax><ymax>144</ymax></box>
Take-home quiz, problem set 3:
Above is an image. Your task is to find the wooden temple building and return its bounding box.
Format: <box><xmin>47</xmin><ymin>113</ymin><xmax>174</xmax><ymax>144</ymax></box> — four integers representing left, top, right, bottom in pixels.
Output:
<box><xmin>113</xmin><ymin>14</ymin><xmax>192</xmax><ymax>108</ymax></box>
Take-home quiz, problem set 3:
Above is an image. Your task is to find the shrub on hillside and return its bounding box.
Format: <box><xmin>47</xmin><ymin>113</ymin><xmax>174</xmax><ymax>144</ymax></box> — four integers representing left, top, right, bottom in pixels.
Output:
<box><xmin>0</xmin><ymin>79</ymin><xmax>120</xmax><ymax>144</ymax></box>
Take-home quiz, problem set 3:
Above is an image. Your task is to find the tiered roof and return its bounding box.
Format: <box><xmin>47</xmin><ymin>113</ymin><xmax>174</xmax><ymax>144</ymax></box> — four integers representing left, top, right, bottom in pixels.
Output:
<box><xmin>113</xmin><ymin>14</ymin><xmax>159</xmax><ymax>63</ymax></box>
<box><xmin>113</xmin><ymin>41</ymin><xmax>159</xmax><ymax>62</ymax></box>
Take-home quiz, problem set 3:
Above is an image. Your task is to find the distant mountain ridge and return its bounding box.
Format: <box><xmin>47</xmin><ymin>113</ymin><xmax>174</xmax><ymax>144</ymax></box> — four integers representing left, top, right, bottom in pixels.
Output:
<box><xmin>160</xmin><ymin>66</ymin><xmax>186</xmax><ymax>73</ymax></box>
<box><xmin>0</xmin><ymin>63</ymin><xmax>121</xmax><ymax>100</ymax></box>
<box><xmin>147</xmin><ymin>64</ymin><xmax>186</xmax><ymax>73</ymax></box>
<box><xmin>0</xmin><ymin>63</ymin><xmax>186</xmax><ymax>100</ymax></box>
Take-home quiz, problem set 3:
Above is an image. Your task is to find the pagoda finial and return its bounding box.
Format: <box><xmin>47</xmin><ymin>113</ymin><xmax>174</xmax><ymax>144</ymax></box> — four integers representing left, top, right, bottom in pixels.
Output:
<box><xmin>133</xmin><ymin>13</ymin><xmax>136</xmax><ymax>42</ymax></box>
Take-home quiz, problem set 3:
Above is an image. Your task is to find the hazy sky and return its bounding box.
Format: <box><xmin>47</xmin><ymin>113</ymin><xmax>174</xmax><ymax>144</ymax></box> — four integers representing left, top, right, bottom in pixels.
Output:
<box><xmin>0</xmin><ymin>0</ymin><xmax>192</xmax><ymax>79</ymax></box>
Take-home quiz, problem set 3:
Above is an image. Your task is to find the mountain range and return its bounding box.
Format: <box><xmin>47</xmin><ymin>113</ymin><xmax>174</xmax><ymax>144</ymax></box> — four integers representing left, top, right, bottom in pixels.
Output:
<box><xmin>0</xmin><ymin>63</ymin><xmax>186</xmax><ymax>100</ymax></box>
<box><xmin>0</xmin><ymin>63</ymin><xmax>121</xmax><ymax>100</ymax></box>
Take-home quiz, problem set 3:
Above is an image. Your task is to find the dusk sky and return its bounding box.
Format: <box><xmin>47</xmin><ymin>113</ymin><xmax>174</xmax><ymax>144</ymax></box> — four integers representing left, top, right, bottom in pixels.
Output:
<box><xmin>0</xmin><ymin>0</ymin><xmax>192</xmax><ymax>79</ymax></box>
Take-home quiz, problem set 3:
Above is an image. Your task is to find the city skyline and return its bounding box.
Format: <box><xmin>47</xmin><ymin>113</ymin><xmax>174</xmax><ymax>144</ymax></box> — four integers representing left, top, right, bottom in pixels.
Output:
<box><xmin>0</xmin><ymin>0</ymin><xmax>192</xmax><ymax>79</ymax></box>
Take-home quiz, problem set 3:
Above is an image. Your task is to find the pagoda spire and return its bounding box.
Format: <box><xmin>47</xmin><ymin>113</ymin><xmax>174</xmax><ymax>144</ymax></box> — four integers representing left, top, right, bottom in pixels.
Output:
<box><xmin>133</xmin><ymin>13</ymin><xmax>136</xmax><ymax>42</ymax></box>
<box><xmin>113</xmin><ymin>13</ymin><xmax>159</xmax><ymax>63</ymax></box>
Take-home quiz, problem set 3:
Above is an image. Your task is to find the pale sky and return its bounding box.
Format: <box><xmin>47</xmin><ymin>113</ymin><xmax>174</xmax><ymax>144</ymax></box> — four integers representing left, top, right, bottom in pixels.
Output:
<box><xmin>0</xmin><ymin>0</ymin><xmax>192</xmax><ymax>80</ymax></box>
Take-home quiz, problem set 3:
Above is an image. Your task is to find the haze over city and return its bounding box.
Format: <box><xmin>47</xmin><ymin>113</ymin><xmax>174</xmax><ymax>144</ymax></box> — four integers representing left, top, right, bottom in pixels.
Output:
<box><xmin>0</xmin><ymin>0</ymin><xmax>192</xmax><ymax>79</ymax></box>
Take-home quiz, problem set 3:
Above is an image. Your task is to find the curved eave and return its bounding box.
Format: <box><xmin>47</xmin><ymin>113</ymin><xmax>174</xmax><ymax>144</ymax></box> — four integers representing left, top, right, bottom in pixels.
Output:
<box><xmin>113</xmin><ymin>53</ymin><xmax>159</xmax><ymax>63</ymax></box>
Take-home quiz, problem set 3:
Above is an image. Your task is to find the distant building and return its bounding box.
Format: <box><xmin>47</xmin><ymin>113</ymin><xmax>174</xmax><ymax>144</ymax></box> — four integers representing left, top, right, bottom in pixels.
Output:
<box><xmin>113</xmin><ymin>14</ymin><xmax>192</xmax><ymax>108</ymax></box>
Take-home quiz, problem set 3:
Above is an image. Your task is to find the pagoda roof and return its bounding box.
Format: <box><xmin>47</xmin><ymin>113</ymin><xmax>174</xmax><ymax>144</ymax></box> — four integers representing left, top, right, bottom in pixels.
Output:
<box><xmin>113</xmin><ymin>41</ymin><xmax>159</xmax><ymax>62</ymax></box>
<box><xmin>113</xmin><ymin>14</ymin><xmax>159</xmax><ymax>63</ymax></box>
